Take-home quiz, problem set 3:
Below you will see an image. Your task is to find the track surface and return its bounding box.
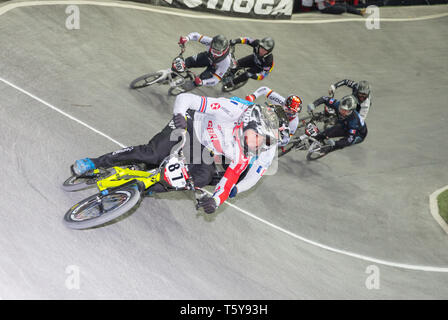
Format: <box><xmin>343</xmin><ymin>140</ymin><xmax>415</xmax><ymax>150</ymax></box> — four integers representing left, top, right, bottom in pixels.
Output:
<box><xmin>0</xmin><ymin>1</ymin><xmax>447</xmax><ymax>299</ymax></box>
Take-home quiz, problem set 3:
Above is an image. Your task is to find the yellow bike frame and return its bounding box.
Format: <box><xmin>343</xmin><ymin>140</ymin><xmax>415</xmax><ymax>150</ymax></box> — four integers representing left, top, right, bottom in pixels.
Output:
<box><xmin>95</xmin><ymin>167</ymin><xmax>161</xmax><ymax>192</ymax></box>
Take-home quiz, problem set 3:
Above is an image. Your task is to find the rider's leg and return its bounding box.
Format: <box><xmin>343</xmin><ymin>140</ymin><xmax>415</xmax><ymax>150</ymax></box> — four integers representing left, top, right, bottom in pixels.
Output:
<box><xmin>185</xmin><ymin>51</ymin><xmax>211</xmax><ymax>69</ymax></box>
<box><xmin>198</xmin><ymin>67</ymin><xmax>219</xmax><ymax>83</ymax></box>
<box><xmin>88</xmin><ymin>114</ymin><xmax>195</xmax><ymax>170</ymax></box>
<box><xmin>236</xmin><ymin>55</ymin><xmax>255</xmax><ymax>69</ymax></box>
<box><xmin>232</xmin><ymin>55</ymin><xmax>258</xmax><ymax>85</ymax></box>
<box><xmin>315</xmin><ymin>123</ymin><xmax>344</xmax><ymax>142</ymax></box>
<box><xmin>145</xmin><ymin>158</ymin><xmax>215</xmax><ymax>195</ymax></box>
<box><xmin>330</xmin><ymin>127</ymin><xmax>368</xmax><ymax>151</ymax></box>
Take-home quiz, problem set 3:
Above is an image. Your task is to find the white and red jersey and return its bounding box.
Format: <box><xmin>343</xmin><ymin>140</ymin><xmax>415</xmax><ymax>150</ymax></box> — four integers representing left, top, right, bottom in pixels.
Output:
<box><xmin>250</xmin><ymin>86</ymin><xmax>300</xmax><ymax>146</ymax></box>
<box><xmin>186</xmin><ymin>32</ymin><xmax>231</xmax><ymax>87</ymax></box>
<box><xmin>173</xmin><ymin>93</ymin><xmax>275</xmax><ymax>206</ymax></box>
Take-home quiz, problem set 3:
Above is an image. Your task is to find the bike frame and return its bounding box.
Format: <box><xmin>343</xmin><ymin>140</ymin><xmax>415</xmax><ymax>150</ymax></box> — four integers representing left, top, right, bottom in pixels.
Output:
<box><xmin>94</xmin><ymin>132</ymin><xmax>199</xmax><ymax>196</ymax></box>
<box><xmin>96</xmin><ymin>166</ymin><xmax>160</xmax><ymax>192</ymax></box>
<box><xmin>156</xmin><ymin>67</ymin><xmax>192</xmax><ymax>88</ymax></box>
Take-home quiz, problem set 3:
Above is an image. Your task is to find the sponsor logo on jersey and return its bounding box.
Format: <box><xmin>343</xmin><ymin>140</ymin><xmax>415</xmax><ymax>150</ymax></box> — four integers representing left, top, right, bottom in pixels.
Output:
<box><xmin>112</xmin><ymin>147</ymin><xmax>133</xmax><ymax>155</ymax></box>
<box><xmin>207</xmin><ymin>120</ymin><xmax>218</xmax><ymax>141</ymax></box>
<box><xmin>211</xmin><ymin>103</ymin><xmax>221</xmax><ymax>110</ymax></box>
<box><xmin>270</xmin><ymin>96</ymin><xmax>283</xmax><ymax>105</ymax></box>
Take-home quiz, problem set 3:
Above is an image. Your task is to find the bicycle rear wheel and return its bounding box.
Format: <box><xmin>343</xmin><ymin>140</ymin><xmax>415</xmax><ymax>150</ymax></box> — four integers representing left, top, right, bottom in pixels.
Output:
<box><xmin>63</xmin><ymin>184</ymin><xmax>141</xmax><ymax>229</ymax></box>
<box><xmin>129</xmin><ymin>72</ymin><xmax>165</xmax><ymax>89</ymax></box>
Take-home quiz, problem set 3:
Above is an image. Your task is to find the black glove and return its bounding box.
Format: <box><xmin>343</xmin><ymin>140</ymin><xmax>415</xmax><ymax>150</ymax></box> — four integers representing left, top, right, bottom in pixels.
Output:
<box><xmin>197</xmin><ymin>196</ymin><xmax>217</xmax><ymax>214</ymax></box>
<box><xmin>173</xmin><ymin>114</ymin><xmax>187</xmax><ymax>130</ymax></box>
<box><xmin>230</xmin><ymin>38</ymin><xmax>239</xmax><ymax>46</ymax></box>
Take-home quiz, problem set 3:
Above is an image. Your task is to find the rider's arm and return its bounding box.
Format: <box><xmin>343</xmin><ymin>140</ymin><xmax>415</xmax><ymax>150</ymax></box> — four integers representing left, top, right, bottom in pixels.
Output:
<box><xmin>333</xmin><ymin>79</ymin><xmax>357</xmax><ymax>89</ymax></box>
<box><xmin>232</xmin><ymin>37</ymin><xmax>256</xmax><ymax>46</ymax></box>
<box><xmin>234</xmin><ymin>147</ymin><xmax>275</xmax><ymax>194</ymax></box>
<box><xmin>288</xmin><ymin>116</ymin><xmax>299</xmax><ymax>135</ymax></box>
<box><xmin>186</xmin><ymin>32</ymin><xmax>212</xmax><ymax>46</ymax></box>
<box><xmin>213</xmin><ymin>155</ymin><xmax>250</xmax><ymax>206</ymax></box>
<box><xmin>358</xmin><ymin>97</ymin><xmax>371</xmax><ymax>121</ymax></box>
<box><xmin>341</xmin><ymin>114</ymin><xmax>365</xmax><ymax>145</ymax></box>
<box><xmin>173</xmin><ymin>93</ymin><xmax>242</xmax><ymax>122</ymax></box>
<box><xmin>251</xmin><ymin>86</ymin><xmax>272</xmax><ymax>99</ymax></box>
<box><xmin>249</xmin><ymin>57</ymin><xmax>274</xmax><ymax>81</ymax></box>
<box><xmin>313</xmin><ymin>96</ymin><xmax>339</xmax><ymax>110</ymax></box>
<box><xmin>265</xmin><ymin>88</ymin><xmax>285</xmax><ymax>106</ymax></box>
<box><xmin>250</xmin><ymin>86</ymin><xmax>286</xmax><ymax>106</ymax></box>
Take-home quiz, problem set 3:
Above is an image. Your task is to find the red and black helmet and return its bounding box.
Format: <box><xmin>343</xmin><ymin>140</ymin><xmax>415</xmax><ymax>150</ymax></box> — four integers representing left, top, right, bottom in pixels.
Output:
<box><xmin>285</xmin><ymin>95</ymin><xmax>303</xmax><ymax>114</ymax></box>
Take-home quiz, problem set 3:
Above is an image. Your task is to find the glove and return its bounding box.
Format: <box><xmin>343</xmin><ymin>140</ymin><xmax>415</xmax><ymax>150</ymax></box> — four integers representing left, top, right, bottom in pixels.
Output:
<box><xmin>197</xmin><ymin>196</ymin><xmax>218</xmax><ymax>214</ymax></box>
<box><xmin>307</xmin><ymin>103</ymin><xmax>315</xmax><ymax>113</ymax></box>
<box><xmin>194</xmin><ymin>76</ymin><xmax>202</xmax><ymax>87</ymax></box>
<box><xmin>245</xmin><ymin>94</ymin><xmax>255</xmax><ymax>102</ymax></box>
<box><xmin>230</xmin><ymin>38</ymin><xmax>239</xmax><ymax>46</ymax></box>
<box><xmin>178</xmin><ymin>36</ymin><xmax>189</xmax><ymax>45</ymax></box>
<box><xmin>229</xmin><ymin>186</ymin><xmax>238</xmax><ymax>198</ymax></box>
<box><xmin>173</xmin><ymin>113</ymin><xmax>187</xmax><ymax>130</ymax></box>
<box><xmin>329</xmin><ymin>84</ymin><xmax>336</xmax><ymax>97</ymax></box>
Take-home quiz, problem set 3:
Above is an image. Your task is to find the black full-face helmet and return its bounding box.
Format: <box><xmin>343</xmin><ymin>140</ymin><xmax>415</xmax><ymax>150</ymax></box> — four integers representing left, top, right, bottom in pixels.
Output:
<box><xmin>209</xmin><ymin>35</ymin><xmax>230</xmax><ymax>62</ymax></box>
<box><xmin>257</xmin><ymin>37</ymin><xmax>275</xmax><ymax>57</ymax></box>
<box><xmin>355</xmin><ymin>80</ymin><xmax>370</xmax><ymax>102</ymax></box>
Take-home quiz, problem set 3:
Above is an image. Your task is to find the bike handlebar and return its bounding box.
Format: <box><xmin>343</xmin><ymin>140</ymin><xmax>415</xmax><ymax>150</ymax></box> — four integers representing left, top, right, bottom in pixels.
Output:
<box><xmin>178</xmin><ymin>43</ymin><xmax>186</xmax><ymax>54</ymax></box>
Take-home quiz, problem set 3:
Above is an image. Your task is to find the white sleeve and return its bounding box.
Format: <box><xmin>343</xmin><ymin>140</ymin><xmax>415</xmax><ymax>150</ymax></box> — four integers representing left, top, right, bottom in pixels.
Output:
<box><xmin>358</xmin><ymin>97</ymin><xmax>371</xmax><ymax>121</ymax></box>
<box><xmin>187</xmin><ymin>32</ymin><xmax>212</xmax><ymax>46</ymax></box>
<box><xmin>235</xmin><ymin>147</ymin><xmax>275</xmax><ymax>193</ymax></box>
<box><xmin>266</xmin><ymin>91</ymin><xmax>286</xmax><ymax>106</ymax></box>
<box><xmin>288</xmin><ymin>116</ymin><xmax>299</xmax><ymax>135</ymax></box>
<box><xmin>173</xmin><ymin>93</ymin><xmax>241</xmax><ymax>122</ymax></box>
<box><xmin>252</xmin><ymin>86</ymin><xmax>273</xmax><ymax>99</ymax></box>
<box><xmin>251</xmin><ymin>87</ymin><xmax>285</xmax><ymax>106</ymax></box>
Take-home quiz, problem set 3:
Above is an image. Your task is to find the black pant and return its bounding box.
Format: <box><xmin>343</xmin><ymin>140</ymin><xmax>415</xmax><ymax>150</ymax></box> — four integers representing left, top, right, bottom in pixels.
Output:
<box><xmin>91</xmin><ymin>112</ymin><xmax>216</xmax><ymax>190</ymax></box>
<box><xmin>322</xmin><ymin>123</ymin><xmax>368</xmax><ymax>150</ymax></box>
<box><xmin>233</xmin><ymin>55</ymin><xmax>263</xmax><ymax>85</ymax></box>
<box><xmin>184</xmin><ymin>51</ymin><xmax>216</xmax><ymax>81</ymax></box>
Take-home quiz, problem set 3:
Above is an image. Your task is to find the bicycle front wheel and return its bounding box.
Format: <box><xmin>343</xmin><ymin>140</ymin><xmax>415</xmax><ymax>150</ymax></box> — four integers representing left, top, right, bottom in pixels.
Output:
<box><xmin>129</xmin><ymin>72</ymin><xmax>165</xmax><ymax>89</ymax></box>
<box><xmin>306</xmin><ymin>142</ymin><xmax>329</xmax><ymax>161</ymax></box>
<box><xmin>63</xmin><ymin>184</ymin><xmax>141</xmax><ymax>229</ymax></box>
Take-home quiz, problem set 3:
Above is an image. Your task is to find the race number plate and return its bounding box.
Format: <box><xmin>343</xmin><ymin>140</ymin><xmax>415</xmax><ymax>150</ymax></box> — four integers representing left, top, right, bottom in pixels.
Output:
<box><xmin>163</xmin><ymin>157</ymin><xmax>187</xmax><ymax>189</ymax></box>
